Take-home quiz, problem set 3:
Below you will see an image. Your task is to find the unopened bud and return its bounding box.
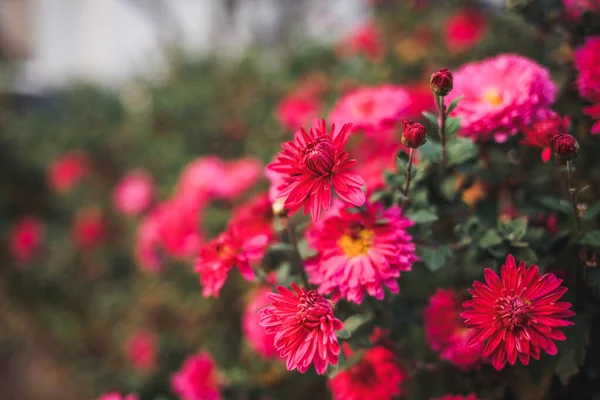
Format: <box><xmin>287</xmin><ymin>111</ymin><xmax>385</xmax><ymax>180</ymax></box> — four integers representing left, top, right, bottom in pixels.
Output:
<box><xmin>551</xmin><ymin>134</ymin><xmax>579</xmax><ymax>160</ymax></box>
<box><xmin>430</xmin><ymin>68</ymin><xmax>453</xmax><ymax>97</ymax></box>
<box><xmin>401</xmin><ymin>119</ymin><xmax>427</xmax><ymax>148</ymax></box>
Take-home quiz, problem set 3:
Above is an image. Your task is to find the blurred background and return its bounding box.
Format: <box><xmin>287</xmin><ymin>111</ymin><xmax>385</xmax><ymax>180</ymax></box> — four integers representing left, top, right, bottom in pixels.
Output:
<box><xmin>0</xmin><ymin>0</ymin><xmax>579</xmax><ymax>399</ymax></box>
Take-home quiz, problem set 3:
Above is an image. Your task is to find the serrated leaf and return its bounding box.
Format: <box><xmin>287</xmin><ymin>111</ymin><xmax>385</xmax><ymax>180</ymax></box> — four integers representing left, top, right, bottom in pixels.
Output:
<box><xmin>407</xmin><ymin>209</ymin><xmax>438</xmax><ymax>224</ymax></box>
<box><xmin>478</xmin><ymin>230</ymin><xmax>504</xmax><ymax>248</ymax></box>
<box><xmin>538</xmin><ymin>197</ymin><xmax>573</xmax><ymax>215</ymax></box>
<box><xmin>580</xmin><ymin>230</ymin><xmax>600</xmax><ymax>248</ymax></box>
<box><xmin>447</xmin><ymin>137</ymin><xmax>477</xmax><ymax>165</ymax></box>
<box><xmin>422</xmin><ymin>111</ymin><xmax>439</xmax><ymax>129</ymax></box>
<box><xmin>446</xmin><ymin>95</ymin><xmax>464</xmax><ymax>114</ymax></box>
<box><xmin>418</xmin><ymin>245</ymin><xmax>452</xmax><ymax>271</ymax></box>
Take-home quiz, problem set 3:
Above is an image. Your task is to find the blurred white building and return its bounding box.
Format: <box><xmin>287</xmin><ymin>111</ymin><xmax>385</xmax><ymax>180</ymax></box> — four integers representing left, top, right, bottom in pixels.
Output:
<box><xmin>0</xmin><ymin>0</ymin><xmax>366</xmax><ymax>92</ymax></box>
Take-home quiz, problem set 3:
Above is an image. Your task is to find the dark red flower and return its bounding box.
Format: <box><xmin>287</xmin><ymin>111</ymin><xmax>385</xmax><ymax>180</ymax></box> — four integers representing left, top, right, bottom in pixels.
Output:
<box><xmin>430</xmin><ymin>68</ymin><xmax>454</xmax><ymax>96</ymax></box>
<box><xmin>552</xmin><ymin>134</ymin><xmax>580</xmax><ymax>160</ymax></box>
<box><xmin>48</xmin><ymin>151</ymin><xmax>89</xmax><ymax>193</ymax></box>
<box><xmin>521</xmin><ymin>112</ymin><xmax>569</xmax><ymax>162</ymax></box>
<box><xmin>9</xmin><ymin>216</ymin><xmax>44</xmax><ymax>262</ymax></box>
<box><xmin>401</xmin><ymin>119</ymin><xmax>427</xmax><ymax>148</ymax></box>
<box><xmin>73</xmin><ymin>209</ymin><xmax>108</xmax><ymax>249</ymax></box>
<box><xmin>461</xmin><ymin>255</ymin><xmax>574</xmax><ymax>370</ymax></box>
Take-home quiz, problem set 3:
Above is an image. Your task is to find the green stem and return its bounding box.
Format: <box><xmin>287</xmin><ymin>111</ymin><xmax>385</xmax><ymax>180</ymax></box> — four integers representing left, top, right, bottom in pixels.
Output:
<box><xmin>403</xmin><ymin>148</ymin><xmax>415</xmax><ymax>196</ymax></box>
<box><xmin>566</xmin><ymin>160</ymin><xmax>585</xmax><ymax>309</ymax></box>
<box><xmin>438</xmin><ymin>95</ymin><xmax>447</xmax><ymax>173</ymax></box>
<box><xmin>285</xmin><ymin>216</ymin><xmax>310</xmax><ymax>288</ymax></box>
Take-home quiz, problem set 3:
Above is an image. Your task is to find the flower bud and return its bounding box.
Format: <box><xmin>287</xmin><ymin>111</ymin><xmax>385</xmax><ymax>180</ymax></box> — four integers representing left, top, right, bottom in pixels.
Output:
<box><xmin>551</xmin><ymin>134</ymin><xmax>579</xmax><ymax>160</ymax></box>
<box><xmin>401</xmin><ymin>119</ymin><xmax>427</xmax><ymax>148</ymax></box>
<box><xmin>430</xmin><ymin>68</ymin><xmax>453</xmax><ymax>96</ymax></box>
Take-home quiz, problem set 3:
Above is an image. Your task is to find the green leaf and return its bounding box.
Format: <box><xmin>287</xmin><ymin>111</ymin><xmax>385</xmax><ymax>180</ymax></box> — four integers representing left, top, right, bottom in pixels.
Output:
<box><xmin>580</xmin><ymin>230</ymin><xmax>600</xmax><ymax>248</ymax></box>
<box><xmin>407</xmin><ymin>209</ymin><xmax>438</xmax><ymax>224</ymax></box>
<box><xmin>499</xmin><ymin>217</ymin><xmax>528</xmax><ymax>242</ymax></box>
<box><xmin>447</xmin><ymin>138</ymin><xmax>477</xmax><ymax>165</ymax></box>
<box><xmin>583</xmin><ymin>201</ymin><xmax>600</xmax><ymax>222</ymax></box>
<box><xmin>538</xmin><ymin>197</ymin><xmax>573</xmax><ymax>215</ymax></box>
<box><xmin>422</xmin><ymin>111</ymin><xmax>439</xmax><ymax>129</ymax></box>
<box><xmin>343</xmin><ymin>314</ymin><xmax>372</xmax><ymax>333</ymax></box>
<box><xmin>446</xmin><ymin>95</ymin><xmax>464</xmax><ymax>114</ymax></box>
<box><xmin>418</xmin><ymin>245</ymin><xmax>452</xmax><ymax>271</ymax></box>
<box><xmin>445</xmin><ymin>117</ymin><xmax>462</xmax><ymax>137</ymax></box>
<box><xmin>478</xmin><ymin>230</ymin><xmax>504</xmax><ymax>248</ymax></box>
<box><xmin>336</xmin><ymin>328</ymin><xmax>351</xmax><ymax>339</ymax></box>
<box><xmin>514</xmin><ymin>247</ymin><xmax>538</xmax><ymax>264</ymax></box>
<box><xmin>418</xmin><ymin>140</ymin><xmax>441</xmax><ymax>163</ymax></box>
<box><xmin>555</xmin><ymin>314</ymin><xmax>590</xmax><ymax>385</ymax></box>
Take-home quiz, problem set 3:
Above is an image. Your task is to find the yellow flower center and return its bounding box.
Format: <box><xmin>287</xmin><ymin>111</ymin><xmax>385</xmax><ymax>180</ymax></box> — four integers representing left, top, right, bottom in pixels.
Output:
<box><xmin>216</xmin><ymin>244</ymin><xmax>236</xmax><ymax>259</ymax></box>
<box><xmin>483</xmin><ymin>88</ymin><xmax>503</xmax><ymax>106</ymax></box>
<box><xmin>338</xmin><ymin>229</ymin><xmax>375</xmax><ymax>258</ymax></box>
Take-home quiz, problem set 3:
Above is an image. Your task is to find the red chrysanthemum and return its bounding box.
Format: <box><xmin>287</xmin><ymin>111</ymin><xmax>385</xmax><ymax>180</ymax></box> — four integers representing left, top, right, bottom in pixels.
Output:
<box><xmin>48</xmin><ymin>151</ymin><xmax>89</xmax><ymax>193</ymax></box>
<box><xmin>276</xmin><ymin>93</ymin><xmax>321</xmax><ymax>131</ymax></box>
<box><xmin>9</xmin><ymin>216</ymin><xmax>44</xmax><ymax>262</ymax></box>
<box><xmin>425</xmin><ymin>289</ymin><xmax>483</xmax><ymax>369</ymax></box>
<box><xmin>461</xmin><ymin>255</ymin><xmax>575</xmax><ymax>370</ymax></box>
<box><xmin>267</xmin><ymin>119</ymin><xmax>365</xmax><ymax>221</ymax></box>
<box><xmin>444</xmin><ymin>9</ymin><xmax>488</xmax><ymax>53</ymax></box>
<box><xmin>195</xmin><ymin>225</ymin><xmax>268</xmax><ymax>297</ymax></box>
<box><xmin>171</xmin><ymin>352</ymin><xmax>220</xmax><ymax>400</ymax></box>
<box><xmin>306</xmin><ymin>201</ymin><xmax>417</xmax><ymax>304</ymax></box>
<box><xmin>328</xmin><ymin>345</ymin><xmax>406</xmax><ymax>400</ymax></box>
<box><xmin>154</xmin><ymin>194</ymin><xmax>204</xmax><ymax>259</ymax></box>
<box><xmin>126</xmin><ymin>330</ymin><xmax>156</xmax><ymax>372</ymax></box>
<box><xmin>231</xmin><ymin>193</ymin><xmax>275</xmax><ymax>242</ymax></box>
<box><xmin>521</xmin><ymin>112</ymin><xmax>570</xmax><ymax>162</ymax></box>
<box><xmin>72</xmin><ymin>209</ymin><xmax>108</xmax><ymax>250</ymax></box>
<box><xmin>259</xmin><ymin>283</ymin><xmax>343</xmax><ymax>374</ymax></box>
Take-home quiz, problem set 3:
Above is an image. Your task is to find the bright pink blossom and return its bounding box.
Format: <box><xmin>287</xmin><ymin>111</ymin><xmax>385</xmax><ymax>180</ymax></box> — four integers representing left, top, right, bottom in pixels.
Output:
<box><xmin>195</xmin><ymin>225</ymin><xmax>268</xmax><ymax>297</ymax></box>
<box><xmin>72</xmin><ymin>209</ymin><xmax>108</xmax><ymax>249</ymax></box>
<box><xmin>126</xmin><ymin>330</ymin><xmax>156</xmax><ymax>371</ymax></box>
<box><xmin>521</xmin><ymin>112</ymin><xmax>570</xmax><ymax>162</ymax></box>
<box><xmin>329</xmin><ymin>86</ymin><xmax>412</xmax><ymax>134</ymax></box>
<box><xmin>171</xmin><ymin>352</ymin><xmax>220</xmax><ymax>400</ymax></box>
<box><xmin>276</xmin><ymin>94</ymin><xmax>320</xmax><ymax>131</ymax></box>
<box><xmin>97</xmin><ymin>392</ymin><xmax>139</xmax><ymax>400</ymax></box>
<box><xmin>574</xmin><ymin>36</ymin><xmax>600</xmax><ymax>133</ymax></box>
<box><xmin>306</xmin><ymin>201</ymin><xmax>417</xmax><ymax>304</ymax></box>
<box><xmin>155</xmin><ymin>195</ymin><xmax>203</xmax><ymax>259</ymax></box>
<box><xmin>462</xmin><ymin>255</ymin><xmax>575</xmax><ymax>370</ymax></box>
<box><xmin>447</xmin><ymin>54</ymin><xmax>557</xmax><ymax>142</ymax></box>
<box><xmin>9</xmin><ymin>216</ymin><xmax>44</xmax><ymax>262</ymax></box>
<box><xmin>267</xmin><ymin>119</ymin><xmax>365</xmax><ymax>221</ymax></box>
<box><xmin>328</xmin><ymin>346</ymin><xmax>406</xmax><ymax>400</ymax></box>
<box><xmin>135</xmin><ymin>210</ymin><xmax>163</xmax><ymax>272</ymax></box>
<box><xmin>337</xmin><ymin>23</ymin><xmax>383</xmax><ymax>61</ymax></box>
<box><xmin>425</xmin><ymin>289</ymin><xmax>483</xmax><ymax>369</ymax></box>
<box><xmin>48</xmin><ymin>151</ymin><xmax>89</xmax><ymax>193</ymax></box>
<box><xmin>259</xmin><ymin>283</ymin><xmax>343</xmax><ymax>374</ymax></box>
<box><xmin>214</xmin><ymin>158</ymin><xmax>262</xmax><ymax>200</ymax></box>
<box><xmin>445</xmin><ymin>9</ymin><xmax>488</xmax><ymax>52</ymax></box>
<box><xmin>243</xmin><ymin>287</ymin><xmax>278</xmax><ymax>357</ymax></box>
<box><xmin>231</xmin><ymin>193</ymin><xmax>274</xmax><ymax>241</ymax></box>
<box><xmin>113</xmin><ymin>170</ymin><xmax>154</xmax><ymax>216</ymax></box>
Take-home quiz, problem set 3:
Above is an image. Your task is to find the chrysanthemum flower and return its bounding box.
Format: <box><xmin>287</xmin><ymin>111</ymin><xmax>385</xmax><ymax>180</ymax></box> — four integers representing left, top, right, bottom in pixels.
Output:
<box><xmin>574</xmin><ymin>36</ymin><xmax>600</xmax><ymax>134</ymax></box>
<box><xmin>461</xmin><ymin>255</ymin><xmax>575</xmax><ymax>370</ymax></box>
<box><xmin>243</xmin><ymin>287</ymin><xmax>278</xmax><ymax>358</ymax></box>
<box><xmin>305</xmin><ymin>201</ymin><xmax>417</xmax><ymax>304</ymax></box>
<box><xmin>48</xmin><ymin>151</ymin><xmax>89</xmax><ymax>193</ymax></box>
<box><xmin>113</xmin><ymin>170</ymin><xmax>155</xmax><ymax>216</ymax></box>
<box><xmin>425</xmin><ymin>289</ymin><xmax>483</xmax><ymax>369</ymax></box>
<box><xmin>126</xmin><ymin>330</ymin><xmax>156</xmax><ymax>371</ymax></box>
<box><xmin>195</xmin><ymin>224</ymin><xmax>268</xmax><ymax>297</ymax></box>
<box><xmin>432</xmin><ymin>394</ymin><xmax>479</xmax><ymax>400</ymax></box>
<box><xmin>521</xmin><ymin>112</ymin><xmax>569</xmax><ymax>162</ymax></box>
<box><xmin>329</xmin><ymin>86</ymin><xmax>412</xmax><ymax>134</ymax></box>
<box><xmin>231</xmin><ymin>193</ymin><xmax>275</xmax><ymax>241</ymax></box>
<box><xmin>97</xmin><ymin>392</ymin><xmax>139</xmax><ymax>400</ymax></box>
<box><xmin>171</xmin><ymin>352</ymin><xmax>220</xmax><ymax>400</ymax></box>
<box><xmin>337</xmin><ymin>22</ymin><xmax>383</xmax><ymax>61</ymax></box>
<box><xmin>259</xmin><ymin>283</ymin><xmax>343</xmax><ymax>374</ymax></box>
<box><xmin>444</xmin><ymin>9</ymin><xmax>488</xmax><ymax>53</ymax></box>
<box><xmin>328</xmin><ymin>345</ymin><xmax>406</xmax><ymax>400</ymax></box>
<box><xmin>447</xmin><ymin>54</ymin><xmax>557</xmax><ymax>142</ymax></box>
<box><xmin>276</xmin><ymin>93</ymin><xmax>320</xmax><ymax>131</ymax></box>
<box><xmin>267</xmin><ymin>119</ymin><xmax>365</xmax><ymax>221</ymax></box>
<box><xmin>352</xmin><ymin>136</ymin><xmax>407</xmax><ymax>192</ymax></box>
<box><xmin>9</xmin><ymin>216</ymin><xmax>44</xmax><ymax>262</ymax></box>
<box><xmin>155</xmin><ymin>195</ymin><xmax>204</xmax><ymax>259</ymax></box>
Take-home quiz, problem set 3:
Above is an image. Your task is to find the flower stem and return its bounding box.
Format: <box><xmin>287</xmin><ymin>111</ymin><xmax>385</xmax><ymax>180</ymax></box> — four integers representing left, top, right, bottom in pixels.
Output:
<box><xmin>403</xmin><ymin>148</ymin><xmax>415</xmax><ymax>196</ymax></box>
<box><xmin>567</xmin><ymin>160</ymin><xmax>582</xmax><ymax>235</ymax></box>
<box><xmin>437</xmin><ymin>95</ymin><xmax>447</xmax><ymax>173</ymax></box>
<box><xmin>566</xmin><ymin>160</ymin><xmax>585</xmax><ymax>309</ymax></box>
<box><xmin>285</xmin><ymin>216</ymin><xmax>310</xmax><ymax>288</ymax></box>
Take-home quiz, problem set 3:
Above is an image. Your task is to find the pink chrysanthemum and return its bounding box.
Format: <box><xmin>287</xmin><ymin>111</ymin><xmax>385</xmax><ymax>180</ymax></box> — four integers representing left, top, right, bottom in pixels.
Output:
<box><xmin>243</xmin><ymin>287</ymin><xmax>278</xmax><ymax>357</ymax></box>
<box><xmin>259</xmin><ymin>283</ymin><xmax>343</xmax><ymax>374</ymax></box>
<box><xmin>328</xmin><ymin>345</ymin><xmax>406</xmax><ymax>400</ymax></box>
<box><xmin>9</xmin><ymin>216</ymin><xmax>44</xmax><ymax>262</ymax></box>
<box><xmin>171</xmin><ymin>352</ymin><xmax>220</xmax><ymax>400</ymax></box>
<box><xmin>276</xmin><ymin>93</ymin><xmax>320</xmax><ymax>131</ymax></box>
<box><xmin>126</xmin><ymin>330</ymin><xmax>156</xmax><ymax>371</ymax></box>
<box><xmin>329</xmin><ymin>86</ymin><xmax>412</xmax><ymax>134</ymax></box>
<box><xmin>305</xmin><ymin>201</ymin><xmax>417</xmax><ymax>304</ymax></box>
<box><xmin>447</xmin><ymin>54</ymin><xmax>557</xmax><ymax>142</ymax></box>
<box><xmin>48</xmin><ymin>151</ymin><xmax>89</xmax><ymax>193</ymax></box>
<box><xmin>432</xmin><ymin>394</ymin><xmax>479</xmax><ymax>400</ymax></box>
<box><xmin>425</xmin><ymin>289</ymin><xmax>483</xmax><ymax>369</ymax></box>
<box><xmin>195</xmin><ymin>225</ymin><xmax>268</xmax><ymax>297</ymax></box>
<box><xmin>97</xmin><ymin>392</ymin><xmax>139</xmax><ymax>400</ymax></box>
<box><xmin>155</xmin><ymin>194</ymin><xmax>204</xmax><ymax>259</ymax></box>
<box><xmin>461</xmin><ymin>255</ymin><xmax>575</xmax><ymax>370</ymax></box>
<box><xmin>113</xmin><ymin>170</ymin><xmax>154</xmax><ymax>216</ymax></box>
<box><xmin>521</xmin><ymin>112</ymin><xmax>570</xmax><ymax>162</ymax></box>
<box><xmin>445</xmin><ymin>9</ymin><xmax>488</xmax><ymax>52</ymax></box>
<box><xmin>267</xmin><ymin>119</ymin><xmax>365</xmax><ymax>221</ymax></box>
<box><xmin>135</xmin><ymin>210</ymin><xmax>163</xmax><ymax>272</ymax></box>
<box><xmin>574</xmin><ymin>36</ymin><xmax>600</xmax><ymax>134</ymax></box>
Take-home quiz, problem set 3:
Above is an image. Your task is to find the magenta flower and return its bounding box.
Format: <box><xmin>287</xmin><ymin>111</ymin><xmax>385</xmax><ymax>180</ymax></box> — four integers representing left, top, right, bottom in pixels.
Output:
<box><xmin>171</xmin><ymin>352</ymin><xmax>220</xmax><ymax>400</ymax></box>
<box><xmin>259</xmin><ymin>283</ymin><xmax>343</xmax><ymax>374</ymax></box>
<box><xmin>574</xmin><ymin>36</ymin><xmax>600</xmax><ymax>134</ymax></box>
<box><xmin>9</xmin><ymin>216</ymin><xmax>44</xmax><ymax>262</ymax></box>
<box><xmin>243</xmin><ymin>287</ymin><xmax>278</xmax><ymax>358</ymax></box>
<box><xmin>126</xmin><ymin>329</ymin><xmax>156</xmax><ymax>371</ymax></box>
<box><xmin>113</xmin><ymin>169</ymin><xmax>154</xmax><ymax>216</ymax></box>
<box><xmin>305</xmin><ymin>201</ymin><xmax>417</xmax><ymax>303</ymax></box>
<box><xmin>267</xmin><ymin>119</ymin><xmax>365</xmax><ymax>221</ymax></box>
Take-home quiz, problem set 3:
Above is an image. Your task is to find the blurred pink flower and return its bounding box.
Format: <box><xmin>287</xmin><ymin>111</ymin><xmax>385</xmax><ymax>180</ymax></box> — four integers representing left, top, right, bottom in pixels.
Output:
<box><xmin>352</xmin><ymin>136</ymin><xmax>405</xmax><ymax>192</ymax></box>
<box><xmin>97</xmin><ymin>392</ymin><xmax>138</xmax><ymax>400</ymax></box>
<box><xmin>328</xmin><ymin>346</ymin><xmax>406</xmax><ymax>400</ymax></box>
<box><xmin>306</xmin><ymin>201</ymin><xmax>417</xmax><ymax>303</ymax></box>
<box><xmin>231</xmin><ymin>193</ymin><xmax>274</xmax><ymax>241</ymax></box>
<box><xmin>9</xmin><ymin>216</ymin><xmax>44</xmax><ymax>262</ymax></box>
<box><xmin>243</xmin><ymin>287</ymin><xmax>278</xmax><ymax>357</ymax></box>
<box><xmin>276</xmin><ymin>93</ymin><xmax>320</xmax><ymax>131</ymax></box>
<box><xmin>72</xmin><ymin>209</ymin><xmax>108</xmax><ymax>249</ymax></box>
<box><xmin>48</xmin><ymin>151</ymin><xmax>89</xmax><ymax>193</ymax></box>
<box><xmin>171</xmin><ymin>352</ymin><xmax>220</xmax><ymax>400</ymax></box>
<box><xmin>330</xmin><ymin>85</ymin><xmax>412</xmax><ymax>135</ymax></box>
<box><xmin>404</xmin><ymin>84</ymin><xmax>436</xmax><ymax>119</ymax></box>
<box><xmin>447</xmin><ymin>54</ymin><xmax>557</xmax><ymax>142</ymax></box>
<box><xmin>113</xmin><ymin>170</ymin><xmax>154</xmax><ymax>216</ymax></box>
<box><xmin>135</xmin><ymin>210</ymin><xmax>163</xmax><ymax>272</ymax></box>
<box><xmin>563</xmin><ymin>0</ymin><xmax>600</xmax><ymax>20</ymax></box>
<box><xmin>155</xmin><ymin>195</ymin><xmax>204</xmax><ymax>259</ymax></box>
<box><xmin>195</xmin><ymin>224</ymin><xmax>268</xmax><ymax>297</ymax></box>
<box><xmin>126</xmin><ymin>329</ymin><xmax>156</xmax><ymax>371</ymax></box>
<box><xmin>425</xmin><ymin>289</ymin><xmax>483</xmax><ymax>369</ymax></box>
<box><xmin>337</xmin><ymin>22</ymin><xmax>383</xmax><ymax>61</ymax></box>
<box><xmin>259</xmin><ymin>283</ymin><xmax>343</xmax><ymax>374</ymax></box>
<box><xmin>213</xmin><ymin>158</ymin><xmax>262</xmax><ymax>200</ymax></box>
<box><xmin>445</xmin><ymin>9</ymin><xmax>488</xmax><ymax>52</ymax></box>
<box><xmin>574</xmin><ymin>36</ymin><xmax>600</xmax><ymax>134</ymax></box>
<box><xmin>521</xmin><ymin>112</ymin><xmax>570</xmax><ymax>162</ymax></box>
